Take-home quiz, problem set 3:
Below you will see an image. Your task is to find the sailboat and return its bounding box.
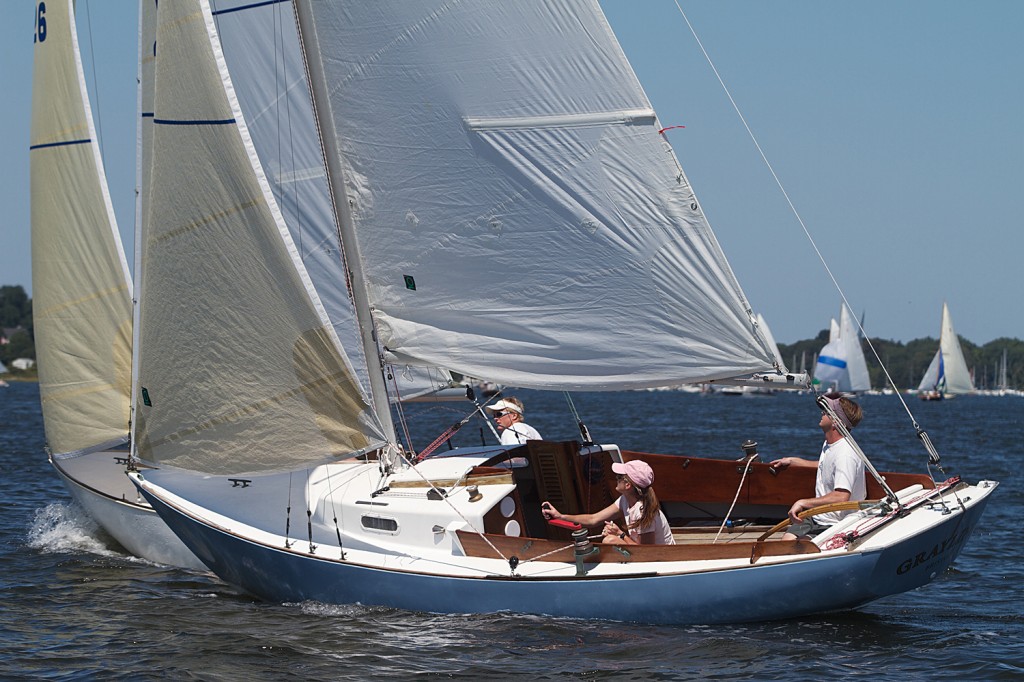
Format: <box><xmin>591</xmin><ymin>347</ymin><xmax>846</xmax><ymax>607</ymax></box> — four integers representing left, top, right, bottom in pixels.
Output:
<box><xmin>996</xmin><ymin>349</ymin><xmax>1010</xmax><ymax>396</ymax></box>
<box><xmin>813</xmin><ymin>303</ymin><xmax>871</xmax><ymax>394</ymax></box>
<box><xmin>30</xmin><ymin>0</ymin><xmax>203</xmax><ymax>569</ymax></box>
<box><xmin>917</xmin><ymin>303</ymin><xmax>975</xmax><ymax>401</ymax></box>
<box><xmin>128</xmin><ymin>0</ymin><xmax>995</xmax><ymax>623</ymax></box>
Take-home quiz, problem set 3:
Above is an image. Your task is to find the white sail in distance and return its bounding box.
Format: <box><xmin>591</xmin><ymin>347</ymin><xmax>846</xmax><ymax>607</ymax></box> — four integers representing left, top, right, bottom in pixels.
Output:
<box><xmin>30</xmin><ymin>0</ymin><xmax>134</xmax><ymax>457</ymax></box>
<box><xmin>814</xmin><ymin>304</ymin><xmax>870</xmax><ymax>393</ymax></box>
<box><xmin>917</xmin><ymin>302</ymin><xmax>974</xmax><ymax>395</ymax></box>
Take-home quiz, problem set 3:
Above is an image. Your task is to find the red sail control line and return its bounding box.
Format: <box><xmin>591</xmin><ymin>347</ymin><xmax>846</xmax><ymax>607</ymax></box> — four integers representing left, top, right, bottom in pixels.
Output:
<box><xmin>658</xmin><ymin>125</ymin><xmax>686</xmax><ymax>134</ymax></box>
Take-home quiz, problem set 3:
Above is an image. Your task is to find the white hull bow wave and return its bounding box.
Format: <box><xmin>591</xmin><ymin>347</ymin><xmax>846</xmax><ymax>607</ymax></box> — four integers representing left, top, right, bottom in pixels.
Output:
<box><xmin>30</xmin><ymin>0</ymin><xmax>202</xmax><ymax>569</ymax></box>
<box><xmin>128</xmin><ymin>0</ymin><xmax>995</xmax><ymax>623</ymax></box>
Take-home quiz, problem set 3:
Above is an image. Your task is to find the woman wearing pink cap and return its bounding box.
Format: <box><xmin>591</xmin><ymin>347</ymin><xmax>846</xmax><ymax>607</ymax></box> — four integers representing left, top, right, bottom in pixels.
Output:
<box><xmin>541</xmin><ymin>459</ymin><xmax>675</xmax><ymax>545</ymax></box>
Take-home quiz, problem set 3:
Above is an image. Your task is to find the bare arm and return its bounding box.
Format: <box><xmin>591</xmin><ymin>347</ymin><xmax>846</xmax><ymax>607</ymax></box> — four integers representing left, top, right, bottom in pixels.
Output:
<box><xmin>770</xmin><ymin>456</ymin><xmax>817</xmax><ymax>470</ymax></box>
<box><xmin>542</xmin><ymin>500</ymin><xmax>620</xmax><ymax>528</ymax></box>
<box><xmin>600</xmin><ymin>526</ymin><xmax>656</xmax><ymax>545</ymax></box>
<box><xmin>787</xmin><ymin>489</ymin><xmax>852</xmax><ymax>523</ymax></box>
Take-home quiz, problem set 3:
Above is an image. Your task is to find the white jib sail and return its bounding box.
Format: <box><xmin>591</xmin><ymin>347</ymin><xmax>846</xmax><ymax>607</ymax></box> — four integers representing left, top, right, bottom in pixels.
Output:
<box><xmin>839</xmin><ymin>304</ymin><xmax>870</xmax><ymax>393</ymax></box>
<box><xmin>134</xmin><ymin>0</ymin><xmax>387</xmax><ymax>475</ymax></box>
<box><xmin>938</xmin><ymin>302</ymin><xmax>974</xmax><ymax>395</ymax></box>
<box><xmin>298</xmin><ymin>1</ymin><xmax>777</xmax><ymax>391</ymax></box>
<box><xmin>30</xmin><ymin>0</ymin><xmax>134</xmax><ymax>457</ymax></box>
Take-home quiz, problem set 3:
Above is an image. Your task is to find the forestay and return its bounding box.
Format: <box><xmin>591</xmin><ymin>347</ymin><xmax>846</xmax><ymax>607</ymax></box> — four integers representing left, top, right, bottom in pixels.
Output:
<box><xmin>134</xmin><ymin>1</ymin><xmax>387</xmax><ymax>475</ymax></box>
<box><xmin>30</xmin><ymin>0</ymin><xmax>133</xmax><ymax>457</ymax></box>
<box><xmin>299</xmin><ymin>1</ymin><xmax>777</xmax><ymax>390</ymax></box>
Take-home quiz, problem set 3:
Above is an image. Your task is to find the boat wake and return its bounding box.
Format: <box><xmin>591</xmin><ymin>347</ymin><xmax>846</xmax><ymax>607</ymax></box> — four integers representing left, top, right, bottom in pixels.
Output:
<box><xmin>26</xmin><ymin>502</ymin><xmax>126</xmax><ymax>558</ymax></box>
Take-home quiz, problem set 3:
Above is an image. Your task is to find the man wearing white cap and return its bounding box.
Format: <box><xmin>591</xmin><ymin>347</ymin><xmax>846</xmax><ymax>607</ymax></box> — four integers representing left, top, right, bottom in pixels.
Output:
<box><xmin>486</xmin><ymin>397</ymin><xmax>542</xmax><ymax>446</ymax></box>
<box><xmin>769</xmin><ymin>394</ymin><xmax>866</xmax><ymax>537</ymax></box>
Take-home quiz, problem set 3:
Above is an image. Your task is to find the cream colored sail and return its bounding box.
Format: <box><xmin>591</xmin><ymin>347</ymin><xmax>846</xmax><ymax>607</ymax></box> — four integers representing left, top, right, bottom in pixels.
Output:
<box><xmin>134</xmin><ymin>0</ymin><xmax>387</xmax><ymax>475</ymax></box>
<box><xmin>30</xmin><ymin>0</ymin><xmax>133</xmax><ymax>457</ymax></box>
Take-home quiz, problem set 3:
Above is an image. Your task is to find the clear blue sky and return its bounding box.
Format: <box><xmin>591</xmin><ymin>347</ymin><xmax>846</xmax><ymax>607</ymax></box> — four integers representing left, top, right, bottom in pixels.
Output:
<box><xmin>3</xmin><ymin>1</ymin><xmax>1021</xmax><ymax>344</ymax></box>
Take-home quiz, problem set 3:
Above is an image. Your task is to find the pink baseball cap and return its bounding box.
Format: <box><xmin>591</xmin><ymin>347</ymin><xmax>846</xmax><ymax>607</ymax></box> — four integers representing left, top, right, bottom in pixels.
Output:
<box><xmin>612</xmin><ymin>460</ymin><xmax>654</xmax><ymax>489</ymax></box>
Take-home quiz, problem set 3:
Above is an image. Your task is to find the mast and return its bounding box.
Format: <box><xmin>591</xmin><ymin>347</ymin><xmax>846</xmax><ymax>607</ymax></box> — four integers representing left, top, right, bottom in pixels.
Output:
<box><xmin>291</xmin><ymin>2</ymin><xmax>397</xmax><ymax>454</ymax></box>
<box><xmin>129</xmin><ymin>0</ymin><xmax>148</xmax><ymax>460</ymax></box>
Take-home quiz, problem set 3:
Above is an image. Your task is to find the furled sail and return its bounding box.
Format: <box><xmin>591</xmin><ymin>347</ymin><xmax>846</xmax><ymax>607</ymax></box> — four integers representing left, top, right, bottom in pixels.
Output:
<box><xmin>30</xmin><ymin>0</ymin><xmax>133</xmax><ymax>457</ymax></box>
<box><xmin>134</xmin><ymin>0</ymin><xmax>387</xmax><ymax>475</ymax></box>
<box><xmin>296</xmin><ymin>1</ymin><xmax>777</xmax><ymax>391</ymax></box>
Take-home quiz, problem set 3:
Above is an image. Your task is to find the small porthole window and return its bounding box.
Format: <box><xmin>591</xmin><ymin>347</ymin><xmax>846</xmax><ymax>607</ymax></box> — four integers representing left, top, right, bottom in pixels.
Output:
<box><xmin>361</xmin><ymin>515</ymin><xmax>399</xmax><ymax>534</ymax></box>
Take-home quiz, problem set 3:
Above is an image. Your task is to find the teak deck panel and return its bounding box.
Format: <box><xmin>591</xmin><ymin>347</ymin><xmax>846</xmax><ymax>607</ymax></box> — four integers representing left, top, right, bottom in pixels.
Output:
<box><xmin>456</xmin><ymin>530</ymin><xmax>819</xmax><ymax>564</ymax></box>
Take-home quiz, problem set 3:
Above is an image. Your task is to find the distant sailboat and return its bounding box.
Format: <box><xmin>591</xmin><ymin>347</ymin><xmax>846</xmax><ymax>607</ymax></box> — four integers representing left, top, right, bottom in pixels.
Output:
<box><xmin>813</xmin><ymin>304</ymin><xmax>870</xmax><ymax>394</ymax></box>
<box><xmin>30</xmin><ymin>0</ymin><xmax>202</xmax><ymax>569</ymax></box>
<box><xmin>997</xmin><ymin>349</ymin><xmax>1009</xmax><ymax>395</ymax></box>
<box><xmin>917</xmin><ymin>302</ymin><xmax>974</xmax><ymax>400</ymax></box>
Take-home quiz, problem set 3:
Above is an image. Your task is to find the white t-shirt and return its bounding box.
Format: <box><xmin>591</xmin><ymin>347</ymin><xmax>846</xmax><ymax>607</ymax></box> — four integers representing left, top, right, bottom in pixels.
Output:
<box><xmin>499</xmin><ymin>422</ymin><xmax>542</xmax><ymax>445</ymax></box>
<box><xmin>815</xmin><ymin>437</ymin><xmax>866</xmax><ymax>526</ymax></box>
<box><xmin>616</xmin><ymin>496</ymin><xmax>676</xmax><ymax>545</ymax></box>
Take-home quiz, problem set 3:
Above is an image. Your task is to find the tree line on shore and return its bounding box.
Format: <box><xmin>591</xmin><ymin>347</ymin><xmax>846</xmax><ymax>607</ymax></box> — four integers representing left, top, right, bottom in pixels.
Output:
<box><xmin>2</xmin><ymin>284</ymin><xmax>1021</xmax><ymax>389</ymax></box>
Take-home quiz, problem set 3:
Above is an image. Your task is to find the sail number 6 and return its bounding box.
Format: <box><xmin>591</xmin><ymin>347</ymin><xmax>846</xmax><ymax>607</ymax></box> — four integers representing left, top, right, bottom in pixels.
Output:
<box><xmin>35</xmin><ymin>2</ymin><xmax>46</xmax><ymax>44</ymax></box>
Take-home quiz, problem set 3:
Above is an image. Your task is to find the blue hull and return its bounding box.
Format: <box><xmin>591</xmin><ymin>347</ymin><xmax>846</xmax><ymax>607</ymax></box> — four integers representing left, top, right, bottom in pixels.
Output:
<box><xmin>135</xmin><ymin>479</ymin><xmax>994</xmax><ymax>624</ymax></box>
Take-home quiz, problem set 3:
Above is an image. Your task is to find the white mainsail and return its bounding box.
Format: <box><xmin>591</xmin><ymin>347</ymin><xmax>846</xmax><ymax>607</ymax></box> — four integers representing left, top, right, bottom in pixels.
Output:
<box><xmin>134</xmin><ymin>0</ymin><xmax>387</xmax><ymax>475</ymax></box>
<box><xmin>297</xmin><ymin>1</ymin><xmax>777</xmax><ymax>391</ymax></box>
<box><xmin>917</xmin><ymin>302</ymin><xmax>974</xmax><ymax>395</ymax></box>
<box><xmin>30</xmin><ymin>0</ymin><xmax>133</xmax><ymax>457</ymax></box>
<box><xmin>813</xmin><ymin>304</ymin><xmax>870</xmax><ymax>393</ymax></box>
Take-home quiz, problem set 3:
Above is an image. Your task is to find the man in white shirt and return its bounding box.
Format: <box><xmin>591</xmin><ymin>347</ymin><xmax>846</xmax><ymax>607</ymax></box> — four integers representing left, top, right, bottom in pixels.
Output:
<box><xmin>487</xmin><ymin>397</ymin><xmax>542</xmax><ymax>445</ymax></box>
<box><xmin>769</xmin><ymin>394</ymin><xmax>865</xmax><ymax>538</ymax></box>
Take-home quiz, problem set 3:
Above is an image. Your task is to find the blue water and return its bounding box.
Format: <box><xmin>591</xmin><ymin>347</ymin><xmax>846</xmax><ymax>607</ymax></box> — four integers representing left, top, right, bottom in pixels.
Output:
<box><xmin>2</xmin><ymin>381</ymin><xmax>1022</xmax><ymax>680</ymax></box>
